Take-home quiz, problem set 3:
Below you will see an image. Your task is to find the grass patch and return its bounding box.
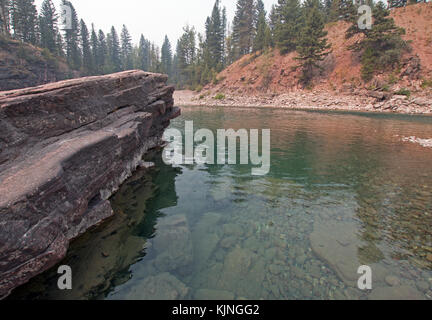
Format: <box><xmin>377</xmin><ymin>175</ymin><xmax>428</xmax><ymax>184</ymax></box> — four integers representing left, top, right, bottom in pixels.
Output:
<box><xmin>214</xmin><ymin>93</ymin><xmax>225</xmax><ymax>100</ymax></box>
<box><xmin>395</xmin><ymin>88</ymin><xmax>411</xmax><ymax>97</ymax></box>
<box><xmin>388</xmin><ymin>73</ymin><xmax>399</xmax><ymax>85</ymax></box>
<box><xmin>421</xmin><ymin>78</ymin><xmax>432</xmax><ymax>89</ymax></box>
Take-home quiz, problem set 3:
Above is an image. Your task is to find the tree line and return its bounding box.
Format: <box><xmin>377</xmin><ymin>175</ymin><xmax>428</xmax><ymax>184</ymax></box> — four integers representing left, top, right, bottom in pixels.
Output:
<box><xmin>0</xmin><ymin>0</ymin><xmax>172</xmax><ymax>79</ymax></box>
<box><xmin>0</xmin><ymin>0</ymin><xmax>427</xmax><ymax>88</ymax></box>
<box><xmin>174</xmin><ymin>0</ymin><xmax>425</xmax><ymax>88</ymax></box>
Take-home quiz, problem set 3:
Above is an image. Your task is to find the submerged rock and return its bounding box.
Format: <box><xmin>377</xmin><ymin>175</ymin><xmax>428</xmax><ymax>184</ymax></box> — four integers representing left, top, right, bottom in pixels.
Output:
<box><xmin>310</xmin><ymin>220</ymin><xmax>363</xmax><ymax>287</ymax></box>
<box><xmin>153</xmin><ymin>214</ymin><xmax>194</xmax><ymax>274</ymax></box>
<box><xmin>369</xmin><ymin>286</ymin><xmax>425</xmax><ymax>300</ymax></box>
<box><xmin>191</xmin><ymin>213</ymin><xmax>222</xmax><ymax>273</ymax></box>
<box><xmin>123</xmin><ymin>273</ymin><xmax>189</xmax><ymax>300</ymax></box>
<box><xmin>0</xmin><ymin>71</ymin><xmax>179</xmax><ymax>298</ymax></box>
<box><xmin>194</xmin><ymin>289</ymin><xmax>235</xmax><ymax>300</ymax></box>
<box><xmin>310</xmin><ymin>219</ymin><xmax>387</xmax><ymax>287</ymax></box>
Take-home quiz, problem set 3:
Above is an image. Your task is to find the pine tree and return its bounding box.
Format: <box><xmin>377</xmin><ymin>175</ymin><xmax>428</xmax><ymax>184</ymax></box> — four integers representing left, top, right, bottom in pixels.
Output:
<box><xmin>90</xmin><ymin>24</ymin><xmax>98</xmax><ymax>74</ymax></box>
<box><xmin>148</xmin><ymin>42</ymin><xmax>160</xmax><ymax>73</ymax></box>
<box><xmin>39</xmin><ymin>0</ymin><xmax>58</xmax><ymax>53</ymax></box>
<box><xmin>221</xmin><ymin>6</ymin><xmax>227</xmax><ymax>66</ymax></box>
<box><xmin>56</xmin><ymin>31</ymin><xmax>64</xmax><ymax>56</ymax></box>
<box><xmin>232</xmin><ymin>0</ymin><xmax>256</xmax><ymax>59</ymax></box>
<box><xmin>274</xmin><ymin>0</ymin><xmax>302</xmax><ymax>54</ymax></box>
<box><xmin>253</xmin><ymin>0</ymin><xmax>270</xmax><ymax>52</ymax></box>
<box><xmin>108</xmin><ymin>26</ymin><xmax>121</xmax><ymax>72</ymax></box>
<box><xmin>80</xmin><ymin>19</ymin><xmax>92</xmax><ymax>74</ymax></box>
<box><xmin>347</xmin><ymin>2</ymin><xmax>408</xmax><ymax>82</ymax></box>
<box><xmin>161</xmin><ymin>35</ymin><xmax>172</xmax><ymax>77</ymax></box>
<box><xmin>339</xmin><ymin>0</ymin><xmax>356</xmax><ymax>22</ymax></box>
<box><xmin>269</xmin><ymin>4</ymin><xmax>278</xmax><ymax>35</ymax></box>
<box><xmin>295</xmin><ymin>0</ymin><xmax>331</xmax><ymax>86</ymax></box>
<box><xmin>120</xmin><ymin>24</ymin><xmax>132</xmax><ymax>70</ymax></box>
<box><xmin>97</xmin><ymin>29</ymin><xmax>107</xmax><ymax>73</ymax></box>
<box><xmin>11</xmin><ymin>0</ymin><xmax>38</xmax><ymax>44</ymax></box>
<box><xmin>175</xmin><ymin>25</ymin><xmax>196</xmax><ymax>87</ymax></box>
<box><xmin>0</xmin><ymin>0</ymin><xmax>11</xmax><ymax>36</ymax></box>
<box><xmin>328</xmin><ymin>0</ymin><xmax>340</xmax><ymax>22</ymax></box>
<box><xmin>138</xmin><ymin>34</ymin><xmax>150</xmax><ymax>71</ymax></box>
<box><xmin>225</xmin><ymin>32</ymin><xmax>235</xmax><ymax>66</ymax></box>
<box><xmin>323</xmin><ymin>0</ymin><xmax>333</xmax><ymax>22</ymax></box>
<box><xmin>62</xmin><ymin>0</ymin><xmax>81</xmax><ymax>70</ymax></box>
<box><xmin>205</xmin><ymin>0</ymin><xmax>224</xmax><ymax>70</ymax></box>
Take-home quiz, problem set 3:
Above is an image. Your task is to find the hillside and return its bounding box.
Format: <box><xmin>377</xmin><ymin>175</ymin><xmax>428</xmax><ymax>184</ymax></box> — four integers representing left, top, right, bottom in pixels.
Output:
<box><xmin>0</xmin><ymin>36</ymin><xmax>77</xmax><ymax>91</ymax></box>
<box><xmin>203</xmin><ymin>3</ymin><xmax>432</xmax><ymax>96</ymax></box>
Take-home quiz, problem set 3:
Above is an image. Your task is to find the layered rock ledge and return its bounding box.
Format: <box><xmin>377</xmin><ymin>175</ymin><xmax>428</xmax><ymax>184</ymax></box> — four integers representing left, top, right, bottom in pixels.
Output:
<box><xmin>0</xmin><ymin>70</ymin><xmax>180</xmax><ymax>298</ymax></box>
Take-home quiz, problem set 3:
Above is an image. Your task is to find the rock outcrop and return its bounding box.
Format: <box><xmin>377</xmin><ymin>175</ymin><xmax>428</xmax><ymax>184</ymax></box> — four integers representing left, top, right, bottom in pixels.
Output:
<box><xmin>0</xmin><ymin>70</ymin><xmax>180</xmax><ymax>298</ymax></box>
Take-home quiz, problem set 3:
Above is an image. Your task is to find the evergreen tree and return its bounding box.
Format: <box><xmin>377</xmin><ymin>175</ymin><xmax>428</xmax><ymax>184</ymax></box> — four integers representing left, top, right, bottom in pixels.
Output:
<box><xmin>269</xmin><ymin>4</ymin><xmax>278</xmax><ymax>35</ymax></box>
<box><xmin>149</xmin><ymin>42</ymin><xmax>160</xmax><ymax>73</ymax></box>
<box><xmin>62</xmin><ymin>0</ymin><xmax>81</xmax><ymax>69</ymax></box>
<box><xmin>253</xmin><ymin>0</ymin><xmax>270</xmax><ymax>52</ymax></box>
<box><xmin>56</xmin><ymin>31</ymin><xmax>64</xmax><ymax>56</ymax></box>
<box><xmin>225</xmin><ymin>32</ymin><xmax>235</xmax><ymax>66</ymax></box>
<box><xmin>138</xmin><ymin>34</ymin><xmax>150</xmax><ymax>71</ymax></box>
<box><xmin>97</xmin><ymin>30</ymin><xmax>107</xmax><ymax>73</ymax></box>
<box><xmin>175</xmin><ymin>25</ymin><xmax>196</xmax><ymax>87</ymax></box>
<box><xmin>80</xmin><ymin>19</ymin><xmax>92</xmax><ymax>74</ymax></box>
<box><xmin>161</xmin><ymin>35</ymin><xmax>172</xmax><ymax>77</ymax></box>
<box><xmin>327</xmin><ymin>0</ymin><xmax>340</xmax><ymax>22</ymax></box>
<box><xmin>295</xmin><ymin>0</ymin><xmax>331</xmax><ymax>86</ymax></box>
<box><xmin>347</xmin><ymin>1</ymin><xmax>408</xmax><ymax>81</ymax></box>
<box><xmin>205</xmin><ymin>0</ymin><xmax>225</xmax><ymax>70</ymax></box>
<box><xmin>221</xmin><ymin>6</ymin><xmax>227</xmax><ymax>65</ymax></box>
<box><xmin>0</xmin><ymin>0</ymin><xmax>11</xmax><ymax>36</ymax></box>
<box><xmin>11</xmin><ymin>0</ymin><xmax>38</xmax><ymax>44</ymax></box>
<box><xmin>274</xmin><ymin>0</ymin><xmax>302</xmax><ymax>54</ymax></box>
<box><xmin>108</xmin><ymin>26</ymin><xmax>121</xmax><ymax>72</ymax></box>
<box><xmin>232</xmin><ymin>0</ymin><xmax>256</xmax><ymax>59</ymax></box>
<box><xmin>90</xmin><ymin>24</ymin><xmax>98</xmax><ymax>74</ymax></box>
<box><xmin>120</xmin><ymin>24</ymin><xmax>132</xmax><ymax>70</ymax></box>
<box><xmin>38</xmin><ymin>0</ymin><xmax>58</xmax><ymax>52</ymax></box>
<box><xmin>338</xmin><ymin>0</ymin><xmax>356</xmax><ymax>22</ymax></box>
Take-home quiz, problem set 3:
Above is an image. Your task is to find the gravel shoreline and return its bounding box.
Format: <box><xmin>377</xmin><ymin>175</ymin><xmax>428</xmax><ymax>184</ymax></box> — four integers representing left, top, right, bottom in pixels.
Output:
<box><xmin>174</xmin><ymin>90</ymin><xmax>432</xmax><ymax>115</ymax></box>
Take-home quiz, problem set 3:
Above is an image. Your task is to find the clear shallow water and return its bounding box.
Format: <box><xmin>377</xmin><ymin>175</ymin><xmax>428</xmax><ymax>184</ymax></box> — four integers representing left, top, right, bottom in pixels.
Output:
<box><xmin>11</xmin><ymin>107</ymin><xmax>432</xmax><ymax>300</ymax></box>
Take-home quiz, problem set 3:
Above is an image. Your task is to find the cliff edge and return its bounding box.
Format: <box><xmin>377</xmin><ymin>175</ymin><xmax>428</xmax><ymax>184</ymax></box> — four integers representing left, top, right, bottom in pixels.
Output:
<box><xmin>0</xmin><ymin>70</ymin><xmax>179</xmax><ymax>298</ymax></box>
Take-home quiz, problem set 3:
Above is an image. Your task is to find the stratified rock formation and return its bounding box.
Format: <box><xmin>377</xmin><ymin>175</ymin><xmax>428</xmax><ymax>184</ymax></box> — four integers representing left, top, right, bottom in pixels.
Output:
<box><xmin>0</xmin><ymin>70</ymin><xmax>180</xmax><ymax>298</ymax></box>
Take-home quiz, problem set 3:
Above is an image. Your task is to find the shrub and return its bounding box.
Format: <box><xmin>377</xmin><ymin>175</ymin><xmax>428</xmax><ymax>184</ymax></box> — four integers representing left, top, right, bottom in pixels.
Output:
<box><xmin>214</xmin><ymin>93</ymin><xmax>225</xmax><ymax>100</ymax></box>
<box><xmin>261</xmin><ymin>72</ymin><xmax>273</xmax><ymax>90</ymax></box>
<box><xmin>395</xmin><ymin>88</ymin><xmax>411</xmax><ymax>97</ymax></box>
<box><xmin>388</xmin><ymin>73</ymin><xmax>399</xmax><ymax>85</ymax></box>
<box><xmin>421</xmin><ymin>78</ymin><xmax>432</xmax><ymax>89</ymax></box>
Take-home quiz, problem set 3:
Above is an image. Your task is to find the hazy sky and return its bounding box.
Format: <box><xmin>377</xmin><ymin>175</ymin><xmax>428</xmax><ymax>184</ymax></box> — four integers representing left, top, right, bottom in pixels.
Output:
<box><xmin>35</xmin><ymin>0</ymin><xmax>276</xmax><ymax>47</ymax></box>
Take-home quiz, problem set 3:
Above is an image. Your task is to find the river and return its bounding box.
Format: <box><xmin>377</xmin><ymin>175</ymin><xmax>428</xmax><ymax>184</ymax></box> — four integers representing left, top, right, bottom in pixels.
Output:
<box><xmin>11</xmin><ymin>106</ymin><xmax>432</xmax><ymax>300</ymax></box>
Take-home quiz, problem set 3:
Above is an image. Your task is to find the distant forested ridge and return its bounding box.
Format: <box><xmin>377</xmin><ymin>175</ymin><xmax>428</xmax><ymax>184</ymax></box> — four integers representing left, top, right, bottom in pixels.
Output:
<box><xmin>0</xmin><ymin>0</ymin><xmax>428</xmax><ymax>88</ymax></box>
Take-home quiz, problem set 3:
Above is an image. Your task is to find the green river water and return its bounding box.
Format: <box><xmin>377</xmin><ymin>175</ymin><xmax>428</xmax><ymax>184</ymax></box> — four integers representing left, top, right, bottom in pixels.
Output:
<box><xmin>11</xmin><ymin>106</ymin><xmax>432</xmax><ymax>300</ymax></box>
